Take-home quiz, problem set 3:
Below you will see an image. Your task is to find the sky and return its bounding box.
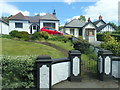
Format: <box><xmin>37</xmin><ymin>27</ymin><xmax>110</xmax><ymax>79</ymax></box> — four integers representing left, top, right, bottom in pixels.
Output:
<box><xmin>0</xmin><ymin>0</ymin><xmax>119</xmax><ymax>25</ymax></box>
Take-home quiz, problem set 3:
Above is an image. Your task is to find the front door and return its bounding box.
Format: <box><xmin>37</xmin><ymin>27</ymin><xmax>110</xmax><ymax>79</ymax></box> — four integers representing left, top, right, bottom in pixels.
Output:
<box><xmin>30</xmin><ymin>24</ymin><xmax>39</xmax><ymax>34</ymax></box>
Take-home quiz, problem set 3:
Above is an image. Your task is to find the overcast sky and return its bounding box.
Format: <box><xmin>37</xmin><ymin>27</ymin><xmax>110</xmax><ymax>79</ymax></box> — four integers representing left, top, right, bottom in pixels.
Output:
<box><xmin>0</xmin><ymin>0</ymin><xmax>119</xmax><ymax>25</ymax></box>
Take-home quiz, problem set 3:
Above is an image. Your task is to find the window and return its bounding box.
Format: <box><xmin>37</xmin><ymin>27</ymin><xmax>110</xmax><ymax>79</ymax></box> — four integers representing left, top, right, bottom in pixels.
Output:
<box><xmin>15</xmin><ymin>22</ymin><xmax>23</xmax><ymax>28</ymax></box>
<box><xmin>43</xmin><ymin>23</ymin><xmax>55</xmax><ymax>28</ymax></box>
<box><xmin>86</xmin><ymin>28</ymin><xmax>95</xmax><ymax>36</ymax></box>
<box><xmin>70</xmin><ymin>29</ymin><xmax>74</xmax><ymax>35</ymax></box>
<box><xmin>33</xmin><ymin>26</ymin><xmax>36</xmax><ymax>30</ymax></box>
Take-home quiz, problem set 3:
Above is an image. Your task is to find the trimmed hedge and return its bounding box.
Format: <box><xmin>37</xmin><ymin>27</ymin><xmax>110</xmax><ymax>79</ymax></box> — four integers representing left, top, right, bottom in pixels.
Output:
<box><xmin>2</xmin><ymin>55</ymin><xmax>37</xmax><ymax>88</ymax></box>
<box><xmin>97</xmin><ymin>33</ymin><xmax>120</xmax><ymax>41</ymax></box>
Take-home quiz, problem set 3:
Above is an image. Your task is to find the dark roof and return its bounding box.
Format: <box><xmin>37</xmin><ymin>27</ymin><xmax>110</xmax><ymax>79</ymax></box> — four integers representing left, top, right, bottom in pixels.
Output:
<box><xmin>93</xmin><ymin>19</ymin><xmax>106</xmax><ymax>26</ymax></box>
<box><xmin>97</xmin><ymin>23</ymin><xmax>117</xmax><ymax>32</ymax></box>
<box><xmin>9</xmin><ymin>12</ymin><xmax>28</xmax><ymax>21</ymax></box>
<box><xmin>40</xmin><ymin>13</ymin><xmax>59</xmax><ymax>21</ymax></box>
<box><xmin>82</xmin><ymin>21</ymin><xmax>97</xmax><ymax>28</ymax></box>
<box><xmin>64</xmin><ymin>19</ymin><xmax>86</xmax><ymax>28</ymax></box>
<box><xmin>0</xmin><ymin>18</ymin><xmax>9</xmax><ymax>25</ymax></box>
<box><xmin>9</xmin><ymin>12</ymin><xmax>59</xmax><ymax>22</ymax></box>
<box><xmin>97</xmin><ymin>24</ymin><xmax>107</xmax><ymax>32</ymax></box>
<box><xmin>25</xmin><ymin>16</ymin><xmax>41</xmax><ymax>23</ymax></box>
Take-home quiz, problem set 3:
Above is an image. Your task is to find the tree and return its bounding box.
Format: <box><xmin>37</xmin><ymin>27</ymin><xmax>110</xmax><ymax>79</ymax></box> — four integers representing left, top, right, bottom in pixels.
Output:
<box><xmin>109</xmin><ymin>22</ymin><xmax>118</xmax><ymax>30</ymax></box>
<box><xmin>78</xmin><ymin>15</ymin><xmax>86</xmax><ymax>21</ymax></box>
<box><xmin>1</xmin><ymin>15</ymin><xmax>13</xmax><ymax>23</ymax></box>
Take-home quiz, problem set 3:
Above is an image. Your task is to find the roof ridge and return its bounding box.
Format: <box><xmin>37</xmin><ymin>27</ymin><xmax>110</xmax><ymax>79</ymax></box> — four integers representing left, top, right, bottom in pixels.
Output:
<box><xmin>9</xmin><ymin>12</ymin><xmax>28</xmax><ymax>20</ymax></box>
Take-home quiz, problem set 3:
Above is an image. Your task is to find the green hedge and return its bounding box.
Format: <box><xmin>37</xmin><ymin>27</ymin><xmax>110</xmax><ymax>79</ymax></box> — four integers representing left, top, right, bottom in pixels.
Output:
<box><xmin>2</xmin><ymin>55</ymin><xmax>37</xmax><ymax>88</ymax></box>
<box><xmin>97</xmin><ymin>33</ymin><xmax>120</xmax><ymax>41</ymax></box>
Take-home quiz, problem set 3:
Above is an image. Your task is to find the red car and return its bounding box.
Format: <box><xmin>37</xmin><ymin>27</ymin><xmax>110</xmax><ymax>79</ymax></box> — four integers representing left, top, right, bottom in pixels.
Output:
<box><xmin>40</xmin><ymin>27</ymin><xmax>64</xmax><ymax>35</ymax></box>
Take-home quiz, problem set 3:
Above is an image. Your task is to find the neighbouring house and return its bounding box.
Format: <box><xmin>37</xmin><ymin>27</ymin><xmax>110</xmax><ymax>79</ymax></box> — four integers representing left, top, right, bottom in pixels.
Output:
<box><xmin>64</xmin><ymin>18</ymin><xmax>97</xmax><ymax>42</ymax></box>
<box><xmin>0</xmin><ymin>18</ymin><xmax>9</xmax><ymax>34</ymax></box>
<box><xmin>9</xmin><ymin>10</ymin><xmax>59</xmax><ymax>34</ymax></box>
<box><xmin>63</xmin><ymin>16</ymin><xmax>116</xmax><ymax>42</ymax></box>
<box><xmin>93</xmin><ymin>16</ymin><xmax>116</xmax><ymax>33</ymax></box>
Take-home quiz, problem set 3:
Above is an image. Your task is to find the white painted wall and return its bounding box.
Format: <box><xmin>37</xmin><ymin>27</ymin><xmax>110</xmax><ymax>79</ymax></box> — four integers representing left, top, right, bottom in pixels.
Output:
<box><xmin>96</xmin><ymin>21</ymin><xmax>105</xmax><ymax>27</ymax></box>
<box><xmin>64</xmin><ymin>28</ymin><xmax>70</xmax><ymax>34</ymax></box>
<box><xmin>52</xmin><ymin>62</ymin><xmax>70</xmax><ymax>86</ymax></box>
<box><xmin>0</xmin><ymin>21</ymin><xmax>9</xmax><ymax>34</ymax></box>
<box><xmin>99</xmin><ymin>25</ymin><xmax>116</xmax><ymax>33</ymax></box>
<box><xmin>112</xmin><ymin>61</ymin><xmax>120</xmax><ymax>78</ymax></box>
<box><xmin>64</xmin><ymin>28</ymin><xmax>79</xmax><ymax>37</ymax></box>
<box><xmin>40</xmin><ymin>20</ymin><xmax>59</xmax><ymax>31</ymax></box>
<box><xmin>9</xmin><ymin>20</ymin><xmax>30</xmax><ymax>33</ymax></box>
<box><xmin>83</xmin><ymin>23</ymin><xmax>97</xmax><ymax>42</ymax></box>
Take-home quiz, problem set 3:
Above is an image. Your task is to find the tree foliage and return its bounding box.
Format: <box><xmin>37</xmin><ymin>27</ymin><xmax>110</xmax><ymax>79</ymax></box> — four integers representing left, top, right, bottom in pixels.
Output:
<box><xmin>101</xmin><ymin>33</ymin><xmax>120</xmax><ymax>56</ymax></box>
<box><xmin>2</xmin><ymin>15</ymin><xmax>13</xmax><ymax>23</ymax></box>
<box><xmin>78</xmin><ymin>15</ymin><xmax>86</xmax><ymax>21</ymax></box>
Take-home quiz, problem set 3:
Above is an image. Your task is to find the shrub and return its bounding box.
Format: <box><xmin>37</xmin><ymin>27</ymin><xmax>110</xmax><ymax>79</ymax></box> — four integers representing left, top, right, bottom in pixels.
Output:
<box><xmin>19</xmin><ymin>31</ymin><xmax>30</xmax><ymax>41</ymax></box>
<box><xmin>9</xmin><ymin>30</ymin><xmax>20</xmax><ymax>38</ymax></box>
<box><xmin>2</xmin><ymin>34</ymin><xmax>13</xmax><ymax>39</ymax></box>
<box><xmin>40</xmin><ymin>31</ymin><xmax>49</xmax><ymax>40</ymax></box>
<box><xmin>2</xmin><ymin>55</ymin><xmax>36</xmax><ymax>88</ymax></box>
<box><xmin>9</xmin><ymin>30</ymin><xmax>30</xmax><ymax>41</ymax></box>
<box><xmin>32</xmin><ymin>31</ymin><xmax>49</xmax><ymax>40</ymax></box>
<box><xmin>78</xmin><ymin>35</ymin><xmax>83</xmax><ymax>40</ymax></box>
<box><xmin>31</xmin><ymin>32</ymin><xmax>42</xmax><ymax>40</ymax></box>
<box><xmin>73</xmin><ymin>39</ymin><xmax>90</xmax><ymax>53</ymax></box>
<box><xmin>101</xmin><ymin>33</ymin><xmax>120</xmax><ymax>56</ymax></box>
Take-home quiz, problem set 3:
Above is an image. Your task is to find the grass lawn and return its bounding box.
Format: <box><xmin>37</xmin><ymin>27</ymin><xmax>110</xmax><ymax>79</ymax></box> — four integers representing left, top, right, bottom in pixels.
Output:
<box><xmin>0</xmin><ymin>38</ymin><xmax>65</xmax><ymax>58</ymax></box>
<box><xmin>47</xmin><ymin>41</ymin><xmax>74</xmax><ymax>51</ymax></box>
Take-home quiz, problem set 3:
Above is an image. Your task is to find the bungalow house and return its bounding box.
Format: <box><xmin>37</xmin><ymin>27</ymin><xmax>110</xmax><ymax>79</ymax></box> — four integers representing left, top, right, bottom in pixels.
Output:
<box><xmin>9</xmin><ymin>10</ymin><xmax>59</xmax><ymax>34</ymax></box>
<box><xmin>93</xmin><ymin>16</ymin><xmax>116</xmax><ymax>33</ymax></box>
<box><xmin>0</xmin><ymin>18</ymin><xmax>9</xmax><ymax>34</ymax></box>
<box><xmin>63</xmin><ymin>16</ymin><xmax>116</xmax><ymax>42</ymax></box>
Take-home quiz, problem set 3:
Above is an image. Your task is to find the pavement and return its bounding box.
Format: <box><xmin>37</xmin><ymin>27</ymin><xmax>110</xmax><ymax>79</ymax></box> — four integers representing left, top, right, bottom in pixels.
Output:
<box><xmin>52</xmin><ymin>77</ymin><xmax>119</xmax><ymax>89</ymax></box>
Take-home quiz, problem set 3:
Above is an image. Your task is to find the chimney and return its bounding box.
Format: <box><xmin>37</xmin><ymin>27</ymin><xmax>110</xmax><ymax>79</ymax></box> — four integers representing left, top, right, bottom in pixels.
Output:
<box><xmin>88</xmin><ymin>17</ymin><xmax>91</xmax><ymax>22</ymax></box>
<box><xmin>53</xmin><ymin>9</ymin><xmax>56</xmax><ymax>16</ymax></box>
<box><xmin>99</xmin><ymin>15</ymin><xmax>102</xmax><ymax>20</ymax></box>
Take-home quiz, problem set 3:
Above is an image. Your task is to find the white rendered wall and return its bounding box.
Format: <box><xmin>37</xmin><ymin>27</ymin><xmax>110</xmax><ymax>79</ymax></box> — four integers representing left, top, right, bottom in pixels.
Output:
<box><xmin>64</xmin><ymin>28</ymin><xmax>79</xmax><ymax>37</ymax></box>
<box><xmin>112</xmin><ymin>61</ymin><xmax>120</xmax><ymax>78</ymax></box>
<box><xmin>96</xmin><ymin>21</ymin><xmax>105</xmax><ymax>27</ymax></box>
<box><xmin>83</xmin><ymin>23</ymin><xmax>97</xmax><ymax>42</ymax></box>
<box><xmin>9</xmin><ymin>20</ymin><xmax>30</xmax><ymax>33</ymax></box>
<box><xmin>99</xmin><ymin>25</ymin><xmax>116</xmax><ymax>33</ymax></box>
<box><xmin>64</xmin><ymin>28</ymin><xmax>70</xmax><ymax>34</ymax></box>
<box><xmin>40</xmin><ymin>20</ymin><xmax>59</xmax><ymax>31</ymax></box>
<box><xmin>0</xmin><ymin>21</ymin><xmax>9</xmax><ymax>34</ymax></box>
<box><xmin>52</xmin><ymin>62</ymin><xmax>70</xmax><ymax>86</ymax></box>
